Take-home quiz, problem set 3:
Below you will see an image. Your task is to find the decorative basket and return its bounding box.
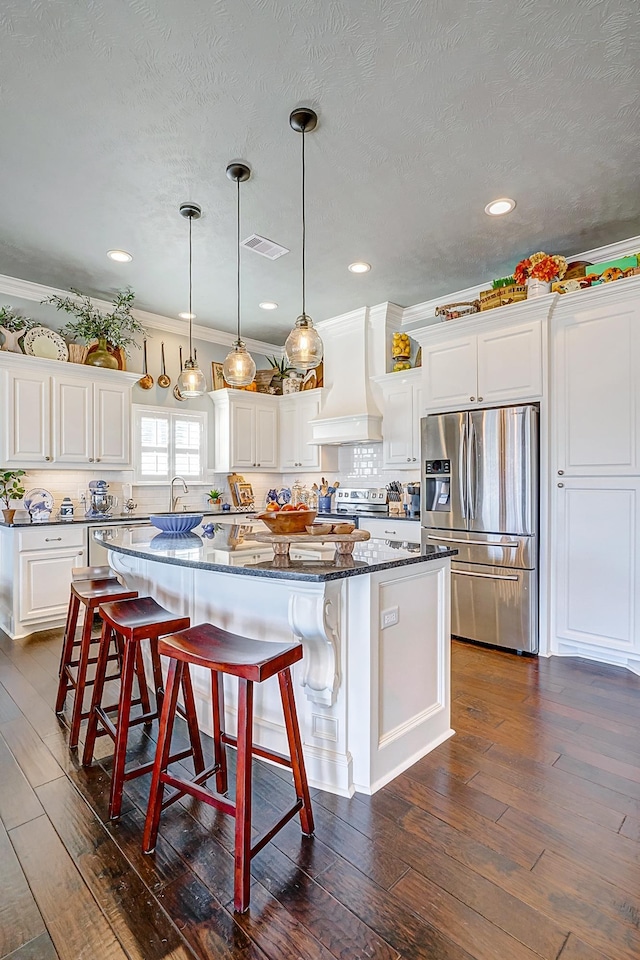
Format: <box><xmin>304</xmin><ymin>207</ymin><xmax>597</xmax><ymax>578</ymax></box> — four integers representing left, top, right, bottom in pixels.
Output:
<box><xmin>435</xmin><ymin>301</ymin><xmax>480</xmax><ymax>322</ymax></box>
<box><xmin>255</xmin><ymin>369</ymin><xmax>275</xmax><ymax>393</ymax></box>
<box><xmin>68</xmin><ymin>343</ymin><xmax>88</xmax><ymax>364</ymax></box>
<box><xmin>478</xmin><ymin>285</ymin><xmax>527</xmax><ymax>311</ymax></box>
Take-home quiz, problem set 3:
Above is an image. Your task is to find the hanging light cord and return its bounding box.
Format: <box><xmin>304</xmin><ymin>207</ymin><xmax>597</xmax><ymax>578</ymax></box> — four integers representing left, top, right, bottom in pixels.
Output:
<box><xmin>188</xmin><ymin>213</ymin><xmax>194</xmax><ymax>361</ymax></box>
<box><xmin>237</xmin><ymin>176</ymin><xmax>241</xmax><ymax>343</ymax></box>
<box><xmin>301</xmin><ymin>122</ymin><xmax>306</xmax><ymax>319</ymax></box>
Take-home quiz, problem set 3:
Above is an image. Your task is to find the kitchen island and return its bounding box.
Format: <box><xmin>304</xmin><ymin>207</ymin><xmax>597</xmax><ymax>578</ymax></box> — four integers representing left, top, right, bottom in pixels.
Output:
<box><xmin>97</xmin><ymin>522</ymin><xmax>455</xmax><ymax>796</ymax></box>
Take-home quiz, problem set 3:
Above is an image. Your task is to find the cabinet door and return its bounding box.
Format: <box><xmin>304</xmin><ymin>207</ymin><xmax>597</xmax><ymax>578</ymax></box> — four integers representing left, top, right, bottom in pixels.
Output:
<box><xmin>255</xmin><ymin>403</ymin><xmax>279</xmax><ymax>469</ymax></box>
<box><xmin>554</xmin><ymin>478</ymin><xmax>640</xmax><ymax>653</ymax></box>
<box><xmin>93</xmin><ymin>382</ymin><xmax>131</xmax><ymax>465</ymax></box>
<box><xmin>279</xmin><ymin>400</ymin><xmax>298</xmax><ymax>469</ymax></box>
<box><xmin>297</xmin><ymin>394</ymin><xmax>322</xmax><ymax>470</ymax></box>
<box><xmin>382</xmin><ymin>381</ymin><xmax>415</xmax><ymax>466</ymax></box>
<box><xmin>423</xmin><ymin>337</ymin><xmax>477</xmax><ymax>410</ymax></box>
<box><xmin>5</xmin><ymin>370</ymin><xmax>51</xmax><ymax>464</ymax></box>
<box><xmin>411</xmin><ymin>382</ymin><xmax>424</xmax><ymax>464</ymax></box>
<box><xmin>477</xmin><ymin>320</ymin><xmax>543</xmax><ymax>403</ymax></box>
<box><xmin>230</xmin><ymin>402</ymin><xmax>256</xmax><ymax>468</ymax></box>
<box><xmin>554</xmin><ymin>303</ymin><xmax>640</xmax><ymax>475</ymax></box>
<box><xmin>19</xmin><ymin>546</ymin><xmax>86</xmax><ymax>622</ymax></box>
<box><xmin>53</xmin><ymin>377</ymin><xmax>93</xmax><ymax>463</ymax></box>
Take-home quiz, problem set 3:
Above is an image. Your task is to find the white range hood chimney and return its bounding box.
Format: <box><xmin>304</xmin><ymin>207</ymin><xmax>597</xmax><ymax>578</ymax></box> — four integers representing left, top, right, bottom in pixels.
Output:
<box><xmin>310</xmin><ymin>307</ymin><xmax>383</xmax><ymax>445</ymax></box>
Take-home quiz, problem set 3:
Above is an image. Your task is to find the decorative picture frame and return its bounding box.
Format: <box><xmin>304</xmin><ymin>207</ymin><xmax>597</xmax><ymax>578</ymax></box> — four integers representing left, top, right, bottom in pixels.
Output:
<box><xmin>211</xmin><ymin>362</ymin><xmax>225</xmax><ymax>390</ymax></box>
<box><xmin>235</xmin><ymin>482</ymin><xmax>254</xmax><ymax>506</ymax></box>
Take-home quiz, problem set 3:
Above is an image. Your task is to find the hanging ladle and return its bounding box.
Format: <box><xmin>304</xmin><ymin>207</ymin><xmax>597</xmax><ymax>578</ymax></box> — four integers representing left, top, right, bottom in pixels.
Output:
<box><xmin>158</xmin><ymin>342</ymin><xmax>171</xmax><ymax>388</ymax></box>
<box><xmin>138</xmin><ymin>338</ymin><xmax>154</xmax><ymax>389</ymax></box>
<box><xmin>173</xmin><ymin>346</ymin><xmax>186</xmax><ymax>401</ymax></box>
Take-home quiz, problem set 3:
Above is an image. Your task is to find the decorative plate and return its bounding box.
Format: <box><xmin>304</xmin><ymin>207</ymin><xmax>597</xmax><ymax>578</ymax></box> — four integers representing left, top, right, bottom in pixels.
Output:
<box><xmin>23</xmin><ymin>326</ymin><xmax>69</xmax><ymax>362</ymax></box>
<box><xmin>23</xmin><ymin>487</ymin><xmax>54</xmax><ymax>518</ymax></box>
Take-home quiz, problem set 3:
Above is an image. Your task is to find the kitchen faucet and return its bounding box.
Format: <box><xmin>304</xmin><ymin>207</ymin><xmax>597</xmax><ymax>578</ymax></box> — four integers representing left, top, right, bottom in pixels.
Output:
<box><xmin>170</xmin><ymin>476</ymin><xmax>189</xmax><ymax>511</ymax></box>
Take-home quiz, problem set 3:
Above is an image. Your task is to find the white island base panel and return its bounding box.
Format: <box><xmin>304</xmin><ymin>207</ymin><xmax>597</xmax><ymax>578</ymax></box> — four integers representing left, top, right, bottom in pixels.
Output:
<box><xmin>109</xmin><ymin>551</ymin><xmax>453</xmax><ymax>797</ymax></box>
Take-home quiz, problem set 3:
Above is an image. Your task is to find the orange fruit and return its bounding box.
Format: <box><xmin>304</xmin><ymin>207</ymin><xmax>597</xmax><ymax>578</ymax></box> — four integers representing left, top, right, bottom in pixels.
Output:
<box><xmin>266</xmin><ymin>502</ymin><xmax>280</xmax><ymax>512</ymax></box>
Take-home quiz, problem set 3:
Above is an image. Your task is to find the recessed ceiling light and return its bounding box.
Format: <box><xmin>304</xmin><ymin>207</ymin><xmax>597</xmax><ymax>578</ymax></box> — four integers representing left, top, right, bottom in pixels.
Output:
<box><xmin>348</xmin><ymin>261</ymin><xmax>371</xmax><ymax>273</ymax></box>
<box><xmin>107</xmin><ymin>249</ymin><xmax>133</xmax><ymax>262</ymax></box>
<box><xmin>178</xmin><ymin>311</ymin><xmax>196</xmax><ymax>320</ymax></box>
<box><xmin>259</xmin><ymin>301</ymin><xmax>278</xmax><ymax>310</ymax></box>
<box><xmin>484</xmin><ymin>198</ymin><xmax>516</xmax><ymax>216</ymax></box>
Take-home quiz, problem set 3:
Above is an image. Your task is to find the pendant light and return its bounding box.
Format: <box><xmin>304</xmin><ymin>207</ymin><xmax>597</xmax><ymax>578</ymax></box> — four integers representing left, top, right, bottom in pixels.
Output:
<box><xmin>284</xmin><ymin>107</ymin><xmax>323</xmax><ymax>372</ymax></box>
<box><xmin>176</xmin><ymin>202</ymin><xmax>207</xmax><ymax>398</ymax></box>
<box><xmin>223</xmin><ymin>163</ymin><xmax>256</xmax><ymax>386</ymax></box>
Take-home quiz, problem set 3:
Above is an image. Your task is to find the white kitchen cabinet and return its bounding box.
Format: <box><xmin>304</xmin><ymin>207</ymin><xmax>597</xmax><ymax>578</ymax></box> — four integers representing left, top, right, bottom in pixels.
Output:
<box><xmin>358</xmin><ymin>517</ymin><xmax>421</xmax><ymax>544</ymax></box>
<box><xmin>0</xmin><ymin>524</ymin><xmax>86</xmax><ymax>639</ymax></box>
<box><xmin>553</xmin><ymin>478</ymin><xmax>640</xmax><ymax>659</ymax></box>
<box><xmin>210</xmin><ymin>389</ymin><xmax>280</xmax><ymax>472</ymax></box>
<box><xmin>279</xmin><ymin>389</ymin><xmax>337</xmax><ymax>472</ymax></box>
<box><xmin>417</xmin><ymin>315</ymin><xmax>543</xmax><ymax>412</ymax></box>
<box><xmin>376</xmin><ymin>371</ymin><xmax>424</xmax><ymax>469</ymax></box>
<box><xmin>1</xmin><ymin>353</ymin><xmax>136</xmax><ymax>468</ymax></box>
<box><xmin>552</xmin><ymin>294</ymin><xmax>640</xmax><ymax>476</ymax></box>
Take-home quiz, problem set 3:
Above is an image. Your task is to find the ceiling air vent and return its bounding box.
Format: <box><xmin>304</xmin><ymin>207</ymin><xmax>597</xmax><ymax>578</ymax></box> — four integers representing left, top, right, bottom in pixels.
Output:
<box><xmin>241</xmin><ymin>234</ymin><xmax>290</xmax><ymax>260</ymax></box>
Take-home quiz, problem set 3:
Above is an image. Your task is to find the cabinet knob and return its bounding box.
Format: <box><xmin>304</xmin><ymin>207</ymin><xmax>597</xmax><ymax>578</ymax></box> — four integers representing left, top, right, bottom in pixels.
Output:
<box><xmin>470</xmin><ymin>397</ymin><xmax>475</xmax><ymax>402</ymax></box>
<box><xmin>406</xmin><ymin>457</ymin><xmax>411</xmax><ymax>462</ymax></box>
<box><xmin>412</xmin><ymin>457</ymin><xmax>417</xmax><ymax>461</ymax></box>
<box><xmin>557</xmin><ymin>482</ymin><xmax>564</xmax><ymax>488</ymax></box>
<box><xmin>557</xmin><ymin>469</ymin><xmax>564</xmax><ymax>475</ymax></box>
<box><xmin>88</xmin><ymin>457</ymin><xmax>93</xmax><ymax>462</ymax></box>
<box><xmin>44</xmin><ymin>456</ymin><xmax>51</xmax><ymax>461</ymax></box>
<box><xmin>256</xmin><ymin>463</ymin><xmax>260</xmax><ymax>467</ymax></box>
<box><xmin>478</xmin><ymin>397</ymin><xmax>483</xmax><ymax>402</ymax></box>
<box><xmin>95</xmin><ymin>457</ymin><xmax>100</xmax><ymax>462</ymax></box>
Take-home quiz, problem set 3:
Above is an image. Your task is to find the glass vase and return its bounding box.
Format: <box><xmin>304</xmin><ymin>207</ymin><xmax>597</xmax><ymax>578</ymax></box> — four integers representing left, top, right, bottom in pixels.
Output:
<box><xmin>86</xmin><ymin>338</ymin><xmax>119</xmax><ymax>369</ymax></box>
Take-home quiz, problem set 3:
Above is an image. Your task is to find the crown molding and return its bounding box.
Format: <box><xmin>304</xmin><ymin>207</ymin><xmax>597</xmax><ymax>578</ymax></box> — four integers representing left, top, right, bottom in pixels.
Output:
<box><xmin>0</xmin><ymin>273</ymin><xmax>283</xmax><ymax>356</ymax></box>
<box><xmin>400</xmin><ymin>233</ymin><xmax>640</xmax><ymax>329</ymax></box>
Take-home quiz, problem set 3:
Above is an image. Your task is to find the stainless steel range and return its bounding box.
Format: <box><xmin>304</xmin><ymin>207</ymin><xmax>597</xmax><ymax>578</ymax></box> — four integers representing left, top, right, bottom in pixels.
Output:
<box><xmin>333</xmin><ymin>487</ymin><xmax>388</xmax><ymax>514</ymax></box>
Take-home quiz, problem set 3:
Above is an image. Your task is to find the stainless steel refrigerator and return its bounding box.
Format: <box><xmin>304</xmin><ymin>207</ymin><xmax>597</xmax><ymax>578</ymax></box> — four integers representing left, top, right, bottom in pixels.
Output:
<box><xmin>421</xmin><ymin>404</ymin><xmax>538</xmax><ymax>652</ymax></box>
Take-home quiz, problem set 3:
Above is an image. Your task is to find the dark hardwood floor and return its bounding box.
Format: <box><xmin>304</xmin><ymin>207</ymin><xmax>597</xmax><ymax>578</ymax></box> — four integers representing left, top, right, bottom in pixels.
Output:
<box><xmin>1</xmin><ymin>625</ymin><xmax>640</xmax><ymax>960</ymax></box>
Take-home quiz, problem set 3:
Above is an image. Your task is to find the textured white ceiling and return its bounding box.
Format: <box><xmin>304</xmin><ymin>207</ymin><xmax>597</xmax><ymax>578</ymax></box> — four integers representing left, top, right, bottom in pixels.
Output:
<box><xmin>0</xmin><ymin>0</ymin><xmax>639</xmax><ymax>341</ymax></box>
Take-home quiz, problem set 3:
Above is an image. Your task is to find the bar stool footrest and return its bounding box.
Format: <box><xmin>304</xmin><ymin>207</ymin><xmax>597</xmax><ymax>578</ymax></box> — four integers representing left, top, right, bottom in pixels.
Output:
<box><xmin>160</xmin><ymin>769</ymin><xmax>234</xmax><ymax>816</ymax></box>
<box><xmin>221</xmin><ymin>732</ymin><xmax>293</xmax><ymax>770</ymax></box>
<box><xmin>250</xmin><ymin>800</ymin><xmax>304</xmax><ymax>859</ymax></box>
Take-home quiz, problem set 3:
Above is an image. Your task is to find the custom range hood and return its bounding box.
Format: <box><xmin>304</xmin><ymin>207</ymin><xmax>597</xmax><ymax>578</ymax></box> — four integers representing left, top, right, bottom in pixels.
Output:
<box><xmin>309</xmin><ymin>307</ymin><xmax>383</xmax><ymax>445</ymax></box>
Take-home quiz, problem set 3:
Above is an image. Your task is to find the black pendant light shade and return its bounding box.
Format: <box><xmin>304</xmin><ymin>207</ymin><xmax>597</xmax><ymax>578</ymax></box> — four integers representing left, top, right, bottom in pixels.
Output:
<box><xmin>284</xmin><ymin>107</ymin><xmax>323</xmax><ymax>372</ymax></box>
<box><xmin>223</xmin><ymin>162</ymin><xmax>256</xmax><ymax>387</ymax></box>
<box><xmin>177</xmin><ymin>202</ymin><xmax>207</xmax><ymax>398</ymax></box>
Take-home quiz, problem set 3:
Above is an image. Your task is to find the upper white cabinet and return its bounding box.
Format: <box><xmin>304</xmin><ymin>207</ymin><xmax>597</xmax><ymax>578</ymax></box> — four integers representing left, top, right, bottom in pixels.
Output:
<box><xmin>210</xmin><ymin>390</ymin><xmax>279</xmax><ymax>472</ymax></box>
<box><xmin>375</xmin><ymin>371</ymin><xmax>424</xmax><ymax>468</ymax></box>
<box><xmin>416</xmin><ymin>313</ymin><xmax>544</xmax><ymax>412</ymax></box>
<box><xmin>279</xmin><ymin>389</ymin><xmax>337</xmax><ymax>472</ymax></box>
<box><xmin>1</xmin><ymin>353</ymin><xmax>136</xmax><ymax>468</ymax></box>
<box><xmin>552</xmin><ymin>292</ymin><xmax>640</xmax><ymax>475</ymax></box>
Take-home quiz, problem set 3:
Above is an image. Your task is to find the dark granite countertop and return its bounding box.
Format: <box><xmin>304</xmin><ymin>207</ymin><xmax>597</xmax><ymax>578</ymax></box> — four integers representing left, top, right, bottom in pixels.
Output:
<box><xmin>96</xmin><ymin>522</ymin><xmax>455</xmax><ymax>582</ymax></box>
<box><xmin>0</xmin><ymin>510</ymin><xmax>256</xmax><ymax>529</ymax></box>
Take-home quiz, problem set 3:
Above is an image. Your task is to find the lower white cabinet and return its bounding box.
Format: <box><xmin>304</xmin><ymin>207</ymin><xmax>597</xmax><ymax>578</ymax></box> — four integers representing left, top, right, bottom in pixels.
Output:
<box><xmin>0</xmin><ymin>524</ymin><xmax>86</xmax><ymax>639</ymax></box>
<box><xmin>358</xmin><ymin>517</ymin><xmax>421</xmax><ymax>544</ymax></box>
<box><xmin>552</xmin><ymin>478</ymin><xmax>640</xmax><ymax>666</ymax></box>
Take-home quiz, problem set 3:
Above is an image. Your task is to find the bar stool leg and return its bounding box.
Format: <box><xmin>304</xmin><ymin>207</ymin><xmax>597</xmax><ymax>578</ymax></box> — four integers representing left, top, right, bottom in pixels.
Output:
<box><xmin>109</xmin><ymin>638</ymin><xmax>137</xmax><ymax>819</ymax></box>
<box><xmin>55</xmin><ymin>594</ymin><xmax>81</xmax><ymax>710</ymax></box>
<box><xmin>180</xmin><ymin>666</ymin><xmax>205</xmax><ymax>775</ymax></box>
<box><xmin>82</xmin><ymin>621</ymin><xmax>113</xmax><ymax>766</ymax></box>
<box><xmin>234</xmin><ymin>677</ymin><xmax>254</xmax><ymax>913</ymax></box>
<box><xmin>143</xmin><ymin>659</ymin><xmax>183</xmax><ymax>854</ymax></box>
<box><xmin>150</xmin><ymin>644</ymin><xmax>165</xmax><ymax>715</ymax></box>
<box><xmin>68</xmin><ymin>606</ymin><xmax>94</xmax><ymax>749</ymax></box>
<box><xmin>211</xmin><ymin>671</ymin><xmax>228</xmax><ymax>794</ymax></box>
<box><xmin>279</xmin><ymin>668</ymin><xmax>314</xmax><ymax>836</ymax></box>
<box><xmin>134</xmin><ymin>643</ymin><xmax>152</xmax><ymax>717</ymax></box>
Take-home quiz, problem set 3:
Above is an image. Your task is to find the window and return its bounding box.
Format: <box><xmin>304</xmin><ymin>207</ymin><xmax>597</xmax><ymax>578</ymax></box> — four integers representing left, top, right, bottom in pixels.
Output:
<box><xmin>133</xmin><ymin>405</ymin><xmax>206</xmax><ymax>482</ymax></box>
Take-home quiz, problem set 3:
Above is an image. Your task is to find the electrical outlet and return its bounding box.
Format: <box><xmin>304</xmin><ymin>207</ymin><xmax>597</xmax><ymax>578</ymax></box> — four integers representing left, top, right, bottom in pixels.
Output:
<box><xmin>380</xmin><ymin>606</ymin><xmax>399</xmax><ymax>630</ymax></box>
<box><xmin>78</xmin><ymin>489</ymin><xmax>86</xmax><ymax>502</ymax></box>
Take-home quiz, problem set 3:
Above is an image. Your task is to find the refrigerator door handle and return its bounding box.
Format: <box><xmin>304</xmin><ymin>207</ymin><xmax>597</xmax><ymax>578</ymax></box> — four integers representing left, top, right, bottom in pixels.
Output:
<box><xmin>426</xmin><ymin>535</ymin><xmax>521</xmax><ymax>548</ymax></box>
<box><xmin>458</xmin><ymin>419</ymin><xmax>467</xmax><ymax>520</ymax></box>
<box><xmin>453</xmin><ymin>570</ymin><xmax>519</xmax><ymax>582</ymax></box>
<box><xmin>468</xmin><ymin>417</ymin><xmax>477</xmax><ymax>521</ymax></box>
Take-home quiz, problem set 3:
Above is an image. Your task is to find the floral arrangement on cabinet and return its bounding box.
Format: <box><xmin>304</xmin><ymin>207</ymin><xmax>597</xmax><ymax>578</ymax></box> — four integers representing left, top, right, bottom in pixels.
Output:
<box><xmin>43</xmin><ymin>287</ymin><xmax>145</xmax><ymax>368</ymax></box>
<box><xmin>0</xmin><ymin>306</ymin><xmax>35</xmax><ymax>353</ymax></box>
<box><xmin>514</xmin><ymin>252</ymin><xmax>568</xmax><ymax>297</ymax></box>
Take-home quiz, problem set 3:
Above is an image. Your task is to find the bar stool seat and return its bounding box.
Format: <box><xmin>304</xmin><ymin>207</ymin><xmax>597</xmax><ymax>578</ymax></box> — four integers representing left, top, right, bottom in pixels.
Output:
<box><xmin>55</xmin><ymin>578</ymin><xmax>139</xmax><ymax>749</ymax></box>
<box><xmin>142</xmin><ymin>623</ymin><xmax>314</xmax><ymax>913</ymax></box>
<box><xmin>82</xmin><ymin>596</ymin><xmax>204</xmax><ymax>820</ymax></box>
<box><xmin>72</xmin><ymin>564</ymin><xmax>117</xmax><ymax>581</ymax></box>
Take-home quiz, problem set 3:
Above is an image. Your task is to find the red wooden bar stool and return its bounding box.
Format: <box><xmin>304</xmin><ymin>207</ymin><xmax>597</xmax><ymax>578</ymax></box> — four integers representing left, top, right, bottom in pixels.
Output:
<box><xmin>58</xmin><ymin>566</ymin><xmax>123</xmax><ymax>681</ymax></box>
<box><xmin>55</xmin><ymin>578</ymin><xmax>139</xmax><ymax>749</ymax></box>
<box><xmin>82</xmin><ymin>596</ymin><xmax>204</xmax><ymax>820</ymax></box>
<box><xmin>142</xmin><ymin>623</ymin><xmax>314</xmax><ymax>913</ymax></box>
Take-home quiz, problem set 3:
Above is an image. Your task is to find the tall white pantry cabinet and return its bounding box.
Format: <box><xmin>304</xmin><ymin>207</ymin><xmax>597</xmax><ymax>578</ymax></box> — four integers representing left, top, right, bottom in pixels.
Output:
<box><xmin>550</xmin><ymin>280</ymin><xmax>640</xmax><ymax>673</ymax></box>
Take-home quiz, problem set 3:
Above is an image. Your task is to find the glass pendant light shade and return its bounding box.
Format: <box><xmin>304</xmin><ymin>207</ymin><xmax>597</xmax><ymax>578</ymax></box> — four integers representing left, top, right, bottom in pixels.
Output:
<box><xmin>223</xmin><ymin>339</ymin><xmax>256</xmax><ymax>386</ymax></box>
<box><xmin>284</xmin><ymin>315</ymin><xmax>323</xmax><ymax>371</ymax></box>
<box><xmin>178</xmin><ymin>201</ymin><xmax>206</xmax><ymax>398</ymax></box>
<box><xmin>177</xmin><ymin>358</ymin><xmax>207</xmax><ymax>398</ymax></box>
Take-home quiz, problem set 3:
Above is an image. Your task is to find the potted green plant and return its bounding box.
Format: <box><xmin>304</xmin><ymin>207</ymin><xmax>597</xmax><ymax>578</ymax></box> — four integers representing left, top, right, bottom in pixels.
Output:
<box><xmin>267</xmin><ymin>355</ymin><xmax>296</xmax><ymax>395</ymax></box>
<box><xmin>0</xmin><ymin>306</ymin><xmax>35</xmax><ymax>353</ymax></box>
<box><xmin>207</xmin><ymin>488</ymin><xmax>223</xmax><ymax>512</ymax></box>
<box><xmin>43</xmin><ymin>287</ymin><xmax>145</xmax><ymax>369</ymax></box>
<box><xmin>0</xmin><ymin>468</ymin><xmax>26</xmax><ymax>524</ymax></box>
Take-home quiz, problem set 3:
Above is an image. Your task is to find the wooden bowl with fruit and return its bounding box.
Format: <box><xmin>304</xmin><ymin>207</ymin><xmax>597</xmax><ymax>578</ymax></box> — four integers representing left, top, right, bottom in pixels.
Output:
<box><xmin>257</xmin><ymin>503</ymin><xmax>318</xmax><ymax>534</ymax></box>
